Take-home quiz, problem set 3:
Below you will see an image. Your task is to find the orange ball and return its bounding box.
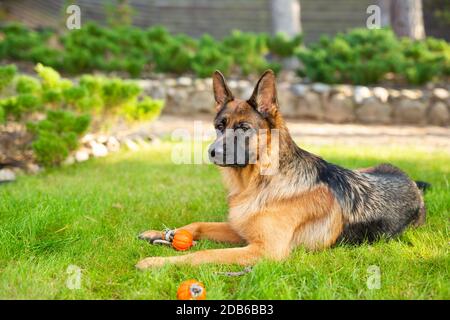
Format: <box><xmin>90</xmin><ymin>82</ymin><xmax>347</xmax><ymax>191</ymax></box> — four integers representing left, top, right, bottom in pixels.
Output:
<box><xmin>172</xmin><ymin>229</ymin><xmax>193</xmax><ymax>251</ymax></box>
<box><xmin>177</xmin><ymin>280</ymin><xmax>206</xmax><ymax>300</ymax></box>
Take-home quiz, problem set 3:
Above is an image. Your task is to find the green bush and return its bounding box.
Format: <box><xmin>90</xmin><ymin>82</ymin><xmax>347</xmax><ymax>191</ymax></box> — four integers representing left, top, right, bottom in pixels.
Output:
<box><xmin>27</xmin><ymin>110</ymin><xmax>91</xmax><ymax>166</ymax></box>
<box><xmin>0</xmin><ymin>105</ymin><xmax>5</xmax><ymax>124</ymax></box>
<box><xmin>0</xmin><ymin>22</ymin><xmax>305</xmax><ymax>78</ymax></box>
<box><xmin>400</xmin><ymin>37</ymin><xmax>450</xmax><ymax>84</ymax></box>
<box><xmin>222</xmin><ymin>30</ymin><xmax>270</xmax><ymax>75</ymax></box>
<box><xmin>0</xmin><ymin>97</ymin><xmax>19</xmax><ymax>119</ymax></box>
<box><xmin>192</xmin><ymin>35</ymin><xmax>232</xmax><ymax>78</ymax></box>
<box><xmin>297</xmin><ymin>28</ymin><xmax>404</xmax><ymax>84</ymax></box>
<box><xmin>123</xmin><ymin>96</ymin><xmax>164</xmax><ymax>121</ymax></box>
<box><xmin>16</xmin><ymin>75</ymin><xmax>41</xmax><ymax>94</ymax></box>
<box><xmin>0</xmin><ymin>63</ymin><xmax>164</xmax><ymax>166</ymax></box>
<box><xmin>297</xmin><ymin>28</ymin><xmax>450</xmax><ymax>85</ymax></box>
<box><xmin>267</xmin><ymin>33</ymin><xmax>302</xmax><ymax>58</ymax></box>
<box><xmin>0</xmin><ymin>64</ymin><xmax>17</xmax><ymax>92</ymax></box>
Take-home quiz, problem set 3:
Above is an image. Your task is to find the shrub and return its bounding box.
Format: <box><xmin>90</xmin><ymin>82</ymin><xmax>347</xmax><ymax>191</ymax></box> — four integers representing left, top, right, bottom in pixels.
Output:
<box><xmin>297</xmin><ymin>28</ymin><xmax>402</xmax><ymax>84</ymax></box>
<box><xmin>16</xmin><ymin>75</ymin><xmax>41</xmax><ymax>94</ymax></box>
<box><xmin>297</xmin><ymin>28</ymin><xmax>450</xmax><ymax>85</ymax></box>
<box><xmin>151</xmin><ymin>34</ymin><xmax>196</xmax><ymax>74</ymax></box>
<box><xmin>399</xmin><ymin>37</ymin><xmax>450</xmax><ymax>84</ymax></box>
<box><xmin>101</xmin><ymin>78</ymin><xmax>141</xmax><ymax>110</ymax></box>
<box><xmin>222</xmin><ymin>30</ymin><xmax>270</xmax><ymax>75</ymax></box>
<box><xmin>0</xmin><ymin>97</ymin><xmax>19</xmax><ymax>119</ymax></box>
<box><xmin>0</xmin><ymin>64</ymin><xmax>17</xmax><ymax>92</ymax></box>
<box><xmin>0</xmin><ymin>23</ymin><xmax>55</xmax><ymax>62</ymax></box>
<box><xmin>123</xmin><ymin>96</ymin><xmax>164</xmax><ymax>121</ymax></box>
<box><xmin>192</xmin><ymin>35</ymin><xmax>232</xmax><ymax>78</ymax></box>
<box><xmin>27</xmin><ymin>110</ymin><xmax>91</xmax><ymax>166</ymax></box>
<box><xmin>267</xmin><ymin>33</ymin><xmax>302</xmax><ymax>58</ymax></box>
<box><xmin>0</xmin><ymin>105</ymin><xmax>5</xmax><ymax>124</ymax></box>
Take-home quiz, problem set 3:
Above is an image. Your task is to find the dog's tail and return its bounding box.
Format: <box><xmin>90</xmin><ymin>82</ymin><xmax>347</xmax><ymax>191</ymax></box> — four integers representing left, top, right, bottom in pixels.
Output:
<box><xmin>412</xmin><ymin>181</ymin><xmax>430</xmax><ymax>228</ymax></box>
<box><xmin>415</xmin><ymin>181</ymin><xmax>431</xmax><ymax>193</ymax></box>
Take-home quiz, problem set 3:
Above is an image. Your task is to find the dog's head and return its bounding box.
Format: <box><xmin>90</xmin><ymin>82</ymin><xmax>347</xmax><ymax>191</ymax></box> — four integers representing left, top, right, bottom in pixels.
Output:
<box><xmin>208</xmin><ymin>70</ymin><xmax>280</xmax><ymax>167</ymax></box>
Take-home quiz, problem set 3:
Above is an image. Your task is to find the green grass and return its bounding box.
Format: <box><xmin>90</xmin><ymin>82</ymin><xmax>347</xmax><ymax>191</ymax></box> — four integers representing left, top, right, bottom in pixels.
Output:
<box><xmin>0</xmin><ymin>142</ymin><xmax>449</xmax><ymax>299</ymax></box>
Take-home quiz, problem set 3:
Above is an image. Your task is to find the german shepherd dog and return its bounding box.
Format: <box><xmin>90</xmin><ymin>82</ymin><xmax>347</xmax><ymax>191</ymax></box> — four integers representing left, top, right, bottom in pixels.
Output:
<box><xmin>136</xmin><ymin>70</ymin><xmax>428</xmax><ymax>269</ymax></box>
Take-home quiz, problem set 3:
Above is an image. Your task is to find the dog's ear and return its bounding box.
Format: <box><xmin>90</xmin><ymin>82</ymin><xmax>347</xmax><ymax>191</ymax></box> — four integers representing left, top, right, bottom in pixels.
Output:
<box><xmin>248</xmin><ymin>70</ymin><xmax>278</xmax><ymax>118</ymax></box>
<box><xmin>212</xmin><ymin>70</ymin><xmax>234</xmax><ymax>109</ymax></box>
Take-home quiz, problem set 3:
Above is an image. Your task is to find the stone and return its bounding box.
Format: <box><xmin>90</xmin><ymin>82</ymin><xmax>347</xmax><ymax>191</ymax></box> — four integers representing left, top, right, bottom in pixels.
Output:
<box><xmin>164</xmin><ymin>78</ymin><xmax>177</xmax><ymax>87</ymax></box>
<box><xmin>63</xmin><ymin>156</ymin><xmax>75</xmax><ymax>165</ymax></box>
<box><xmin>195</xmin><ymin>79</ymin><xmax>211</xmax><ymax>91</ymax></box>
<box><xmin>356</xmin><ymin>97</ymin><xmax>392</xmax><ymax>124</ymax></box>
<box><xmin>0</xmin><ymin>168</ymin><xmax>16</xmax><ymax>182</ymax></box>
<box><xmin>227</xmin><ymin>80</ymin><xmax>238</xmax><ymax>90</ymax></box>
<box><xmin>332</xmin><ymin>84</ymin><xmax>353</xmax><ymax>97</ymax></box>
<box><xmin>297</xmin><ymin>91</ymin><xmax>325</xmax><ymax>120</ymax></box>
<box><xmin>388</xmin><ymin>89</ymin><xmax>401</xmax><ymax>99</ymax></box>
<box><xmin>372</xmin><ymin>87</ymin><xmax>389</xmax><ymax>103</ymax></box>
<box><xmin>291</xmin><ymin>84</ymin><xmax>310</xmax><ymax>97</ymax></box>
<box><xmin>432</xmin><ymin>88</ymin><xmax>449</xmax><ymax>100</ymax></box>
<box><xmin>428</xmin><ymin>102</ymin><xmax>450</xmax><ymax>126</ymax></box>
<box><xmin>26</xmin><ymin>163</ymin><xmax>41</xmax><ymax>174</ymax></box>
<box><xmin>324</xmin><ymin>93</ymin><xmax>355</xmax><ymax>123</ymax></box>
<box><xmin>277</xmin><ymin>89</ymin><xmax>298</xmax><ymax>118</ymax></box>
<box><xmin>237</xmin><ymin>80</ymin><xmax>251</xmax><ymax>89</ymax></box>
<box><xmin>354</xmin><ymin>86</ymin><xmax>372</xmax><ymax>104</ymax></box>
<box><xmin>96</xmin><ymin>135</ymin><xmax>108</xmax><ymax>144</ymax></box>
<box><xmin>311</xmin><ymin>83</ymin><xmax>331</xmax><ymax>94</ymax></box>
<box><xmin>90</xmin><ymin>141</ymin><xmax>108</xmax><ymax>157</ymax></box>
<box><xmin>177</xmin><ymin>77</ymin><xmax>192</xmax><ymax>87</ymax></box>
<box><xmin>149</xmin><ymin>86</ymin><xmax>166</xmax><ymax>100</ymax></box>
<box><xmin>165</xmin><ymin>88</ymin><xmax>189</xmax><ymax>114</ymax></box>
<box><xmin>393</xmin><ymin>99</ymin><xmax>427</xmax><ymax>124</ymax></box>
<box><xmin>80</xmin><ymin>133</ymin><xmax>95</xmax><ymax>144</ymax></box>
<box><xmin>137</xmin><ymin>80</ymin><xmax>152</xmax><ymax>91</ymax></box>
<box><xmin>75</xmin><ymin>149</ymin><xmax>90</xmax><ymax>162</ymax></box>
<box><xmin>137</xmin><ymin>135</ymin><xmax>153</xmax><ymax>148</ymax></box>
<box><xmin>401</xmin><ymin>89</ymin><xmax>423</xmax><ymax>100</ymax></box>
<box><xmin>124</xmin><ymin>138</ymin><xmax>139</xmax><ymax>151</ymax></box>
<box><xmin>186</xmin><ymin>91</ymin><xmax>214</xmax><ymax>113</ymax></box>
<box><xmin>106</xmin><ymin>137</ymin><xmax>121</xmax><ymax>152</ymax></box>
<box><xmin>240</xmin><ymin>84</ymin><xmax>254</xmax><ymax>100</ymax></box>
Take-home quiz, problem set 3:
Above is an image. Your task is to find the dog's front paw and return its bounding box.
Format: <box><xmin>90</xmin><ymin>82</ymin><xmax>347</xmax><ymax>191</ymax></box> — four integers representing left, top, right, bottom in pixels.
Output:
<box><xmin>135</xmin><ymin>257</ymin><xmax>168</xmax><ymax>270</ymax></box>
<box><xmin>138</xmin><ymin>230</ymin><xmax>163</xmax><ymax>243</ymax></box>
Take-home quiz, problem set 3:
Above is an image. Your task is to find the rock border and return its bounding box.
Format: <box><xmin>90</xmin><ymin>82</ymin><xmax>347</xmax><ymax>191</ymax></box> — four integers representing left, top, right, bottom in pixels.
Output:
<box><xmin>140</xmin><ymin>77</ymin><xmax>450</xmax><ymax>126</ymax></box>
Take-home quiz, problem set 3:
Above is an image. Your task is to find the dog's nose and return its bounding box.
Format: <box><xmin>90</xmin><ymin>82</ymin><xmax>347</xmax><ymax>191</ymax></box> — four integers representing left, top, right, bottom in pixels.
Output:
<box><xmin>208</xmin><ymin>144</ymin><xmax>224</xmax><ymax>164</ymax></box>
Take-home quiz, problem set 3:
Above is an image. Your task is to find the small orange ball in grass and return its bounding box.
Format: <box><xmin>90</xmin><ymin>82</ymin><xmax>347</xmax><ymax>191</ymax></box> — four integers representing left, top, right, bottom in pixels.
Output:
<box><xmin>172</xmin><ymin>229</ymin><xmax>193</xmax><ymax>251</ymax></box>
<box><xmin>177</xmin><ymin>280</ymin><xmax>206</xmax><ymax>300</ymax></box>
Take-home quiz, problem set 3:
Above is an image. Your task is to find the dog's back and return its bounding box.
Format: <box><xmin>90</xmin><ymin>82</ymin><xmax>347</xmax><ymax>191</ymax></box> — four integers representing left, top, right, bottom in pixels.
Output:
<box><xmin>333</xmin><ymin>163</ymin><xmax>426</xmax><ymax>244</ymax></box>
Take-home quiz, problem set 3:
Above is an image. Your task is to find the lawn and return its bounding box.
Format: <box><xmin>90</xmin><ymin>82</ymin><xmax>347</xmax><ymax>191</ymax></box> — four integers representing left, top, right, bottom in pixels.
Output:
<box><xmin>0</xmin><ymin>142</ymin><xmax>448</xmax><ymax>299</ymax></box>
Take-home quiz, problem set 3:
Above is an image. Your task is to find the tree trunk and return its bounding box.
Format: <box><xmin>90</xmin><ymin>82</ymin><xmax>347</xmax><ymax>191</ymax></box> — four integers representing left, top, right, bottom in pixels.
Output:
<box><xmin>270</xmin><ymin>0</ymin><xmax>302</xmax><ymax>70</ymax></box>
<box><xmin>391</xmin><ymin>0</ymin><xmax>425</xmax><ymax>39</ymax></box>
<box><xmin>270</xmin><ymin>0</ymin><xmax>302</xmax><ymax>37</ymax></box>
<box><xmin>377</xmin><ymin>0</ymin><xmax>391</xmax><ymax>27</ymax></box>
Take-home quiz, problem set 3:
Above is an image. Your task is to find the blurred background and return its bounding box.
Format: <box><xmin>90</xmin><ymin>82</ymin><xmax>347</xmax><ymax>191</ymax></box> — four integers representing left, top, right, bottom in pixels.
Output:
<box><xmin>0</xmin><ymin>0</ymin><xmax>449</xmax><ymax>172</ymax></box>
<box><xmin>1</xmin><ymin>0</ymin><xmax>449</xmax><ymax>42</ymax></box>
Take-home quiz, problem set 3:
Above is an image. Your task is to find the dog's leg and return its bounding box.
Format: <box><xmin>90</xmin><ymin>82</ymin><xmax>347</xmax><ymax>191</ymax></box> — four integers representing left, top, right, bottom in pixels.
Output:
<box><xmin>136</xmin><ymin>217</ymin><xmax>295</xmax><ymax>269</ymax></box>
<box><xmin>136</xmin><ymin>244</ymin><xmax>262</xmax><ymax>269</ymax></box>
<box><xmin>138</xmin><ymin>222</ymin><xmax>244</xmax><ymax>244</ymax></box>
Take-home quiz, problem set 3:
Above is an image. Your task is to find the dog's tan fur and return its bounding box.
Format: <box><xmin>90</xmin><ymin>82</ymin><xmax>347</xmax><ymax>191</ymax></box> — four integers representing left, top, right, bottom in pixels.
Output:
<box><xmin>136</xmin><ymin>71</ymin><xmax>347</xmax><ymax>269</ymax></box>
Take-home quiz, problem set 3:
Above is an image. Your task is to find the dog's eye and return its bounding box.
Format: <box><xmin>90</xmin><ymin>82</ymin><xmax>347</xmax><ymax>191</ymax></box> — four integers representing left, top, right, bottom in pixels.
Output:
<box><xmin>237</xmin><ymin>123</ymin><xmax>251</xmax><ymax>132</ymax></box>
<box><xmin>216</xmin><ymin>124</ymin><xmax>224</xmax><ymax>132</ymax></box>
